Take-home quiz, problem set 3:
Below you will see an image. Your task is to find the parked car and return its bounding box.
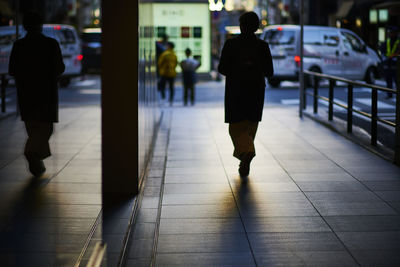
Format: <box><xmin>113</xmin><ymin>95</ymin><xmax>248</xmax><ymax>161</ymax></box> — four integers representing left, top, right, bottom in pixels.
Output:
<box><xmin>0</xmin><ymin>24</ymin><xmax>82</xmax><ymax>87</ymax></box>
<box><xmin>81</xmin><ymin>28</ymin><xmax>101</xmax><ymax>74</ymax></box>
<box><xmin>260</xmin><ymin>25</ymin><xmax>381</xmax><ymax>87</ymax></box>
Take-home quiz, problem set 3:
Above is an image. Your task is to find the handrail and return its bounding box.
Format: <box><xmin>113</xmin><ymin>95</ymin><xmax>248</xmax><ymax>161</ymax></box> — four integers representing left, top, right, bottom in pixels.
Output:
<box><xmin>303</xmin><ymin>70</ymin><xmax>399</xmax><ymax>165</ymax></box>
<box><xmin>304</xmin><ymin>70</ymin><xmax>397</xmax><ymax>94</ymax></box>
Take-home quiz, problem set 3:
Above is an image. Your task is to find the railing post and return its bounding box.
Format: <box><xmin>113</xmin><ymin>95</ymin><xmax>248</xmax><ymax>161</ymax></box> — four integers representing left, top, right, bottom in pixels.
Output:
<box><xmin>347</xmin><ymin>83</ymin><xmax>353</xmax><ymax>133</ymax></box>
<box><xmin>303</xmin><ymin>78</ymin><xmax>307</xmax><ymax>110</ymax></box>
<box><xmin>329</xmin><ymin>79</ymin><xmax>334</xmax><ymax>121</ymax></box>
<box><xmin>395</xmin><ymin>57</ymin><xmax>400</xmax><ymax>165</ymax></box>
<box><xmin>313</xmin><ymin>76</ymin><xmax>318</xmax><ymax>114</ymax></box>
<box><xmin>371</xmin><ymin>88</ymin><xmax>378</xmax><ymax>146</ymax></box>
<box><xmin>1</xmin><ymin>75</ymin><xmax>6</xmax><ymax>113</ymax></box>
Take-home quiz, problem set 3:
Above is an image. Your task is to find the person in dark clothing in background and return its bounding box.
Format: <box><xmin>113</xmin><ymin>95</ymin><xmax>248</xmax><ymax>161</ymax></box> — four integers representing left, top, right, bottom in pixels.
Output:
<box><xmin>8</xmin><ymin>11</ymin><xmax>65</xmax><ymax>177</ymax></box>
<box><xmin>218</xmin><ymin>11</ymin><xmax>273</xmax><ymax>177</ymax></box>
<box><xmin>180</xmin><ymin>48</ymin><xmax>200</xmax><ymax>106</ymax></box>
<box><xmin>380</xmin><ymin>26</ymin><xmax>399</xmax><ymax>99</ymax></box>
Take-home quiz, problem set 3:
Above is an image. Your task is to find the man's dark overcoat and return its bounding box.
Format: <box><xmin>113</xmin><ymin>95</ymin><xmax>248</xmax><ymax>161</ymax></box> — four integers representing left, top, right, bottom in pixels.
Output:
<box><xmin>9</xmin><ymin>32</ymin><xmax>65</xmax><ymax>122</ymax></box>
<box><xmin>218</xmin><ymin>34</ymin><xmax>273</xmax><ymax>123</ymax></box>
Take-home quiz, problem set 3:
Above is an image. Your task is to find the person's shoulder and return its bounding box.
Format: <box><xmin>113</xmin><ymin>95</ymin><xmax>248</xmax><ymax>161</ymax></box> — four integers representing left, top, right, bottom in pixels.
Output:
<box><xmin>257</xmin><ymin>38</ymin><xmax>269</xmax><ymax>47</ymax></box>
<box><xmin>43</xmin><ymin>35</ymin><xmax>59</xmax><ymax>45</ymax></box>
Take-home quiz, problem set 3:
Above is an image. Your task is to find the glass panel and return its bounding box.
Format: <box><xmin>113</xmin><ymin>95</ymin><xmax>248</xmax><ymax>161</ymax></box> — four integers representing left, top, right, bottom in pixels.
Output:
<box><xmin>341</xmin><ymin>31</ymin><xmax>364</xmax><ymax>53</ymax></box>
<box><xmin>369</xmin><ymin>9</ymin><xmax>377</xmax><ymax>24</ymax></box>
<box><xmin>265</xmin><ymin>30</ymin><xmax>295</xmax><ymax>45</ymax></box>
<box><xmin>379</xmin><ymin>9</ymin><xmax>388</xmax><ymax>22</ymax></box>
<box><xmin>304</xmin><ymin>31</ymin><xmax>322</xmax><ymax>45</ymax></box>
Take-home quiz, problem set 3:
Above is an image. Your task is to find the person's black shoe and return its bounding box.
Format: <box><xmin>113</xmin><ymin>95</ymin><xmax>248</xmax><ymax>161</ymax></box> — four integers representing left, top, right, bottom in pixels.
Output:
<box><xmin>239</xmin><ymin>152</ymin><xmax>254</xmax><ymax>177</ymax></box>
<box><xmin>28</xmin><ymin>159</ymin><xmax>46</xmax><ymax>177</ymax></box>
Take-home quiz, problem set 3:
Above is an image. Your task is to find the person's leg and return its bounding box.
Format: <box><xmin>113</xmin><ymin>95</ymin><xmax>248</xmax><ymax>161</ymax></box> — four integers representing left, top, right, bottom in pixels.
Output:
<box><xmin>190</xmin><ymin>84</ymin><xmax>195</xmax><ymax>105</ymax></box>
<box><xmin>183</xmin><ymin>84</ymin><xmax>188</xmax><ymax>106</ymax></box>
<box><xmin>229</xmin><ymin>120</ymin><xmax>258</xmax><ymax>176</ymax></box>
<box><xmin>229</xmin><ymin>120</ymin><xmax>257</xmax><ymax>159</ymax></box>
<box><xmin>168</xmin><ymin>78</ymin><xmax>175</xmax><ymax>104</ymax></box>
<box><xmin>24</xmin><ymin>121</ymin><xmax>53</xmax><ymax>176</ymax></box>
<box><xmin>159</xmin><ymin>76</ymin><xmax>166</xmax><ymax>99</ymax></box>
<box><xmin>385</xmin><ymin>70</ymin><xmax>394</xmax><ymax>98</ymax></box>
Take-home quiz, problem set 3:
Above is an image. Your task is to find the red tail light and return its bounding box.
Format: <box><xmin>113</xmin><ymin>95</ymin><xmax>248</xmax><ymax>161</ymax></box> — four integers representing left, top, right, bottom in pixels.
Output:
<box><xmin>54</xmin><ymin>25</ymin><xmax>61</xmax><ymax>30</ymax></box>
<box><xmin>294</xmin><ymin>55</ymin><xmax>301</xmax><ymax>66</ymax></box>
<box><xmin>277</xmin><ymin>26</ymin><xmax>283</xmax><ymax>31</ymax></box>
<box><xmin>77</xmin><ymin>54</ymin><xmax>83</xmax><ymax>61</ymax></box>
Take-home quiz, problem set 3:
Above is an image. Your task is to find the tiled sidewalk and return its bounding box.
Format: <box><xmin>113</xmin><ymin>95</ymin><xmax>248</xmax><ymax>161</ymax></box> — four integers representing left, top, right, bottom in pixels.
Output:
<box><xmin>128</xmin><ymin>106</ymin><xmax>400</xmax><ymax>267</ymax></box>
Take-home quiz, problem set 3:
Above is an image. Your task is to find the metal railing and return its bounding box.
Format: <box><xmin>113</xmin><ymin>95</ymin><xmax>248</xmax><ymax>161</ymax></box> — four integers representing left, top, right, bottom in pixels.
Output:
<box><xmin>303</xmin><ymin>70</ymin><xmax>400</xmax><ymax>165</ymax></box>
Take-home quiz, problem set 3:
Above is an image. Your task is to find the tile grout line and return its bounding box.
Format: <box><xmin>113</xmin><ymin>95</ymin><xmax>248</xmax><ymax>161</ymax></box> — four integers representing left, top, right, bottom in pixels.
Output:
<box><xmin>205</xmin><ymin>111</ymin><xmax>259</xmax><ymax>267</ymax></box>
<box><xmin>150</xmin><ymin>109</ymin><xmax>172</xmax><ymax>267</ymax></box>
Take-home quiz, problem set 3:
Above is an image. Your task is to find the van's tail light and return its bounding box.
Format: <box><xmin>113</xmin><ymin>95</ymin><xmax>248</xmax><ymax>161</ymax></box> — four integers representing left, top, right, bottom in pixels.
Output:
<box><xmin>74</xmin><ymin>55</ymin><xmax>83</xmax><ymax>66</ymax></box>
<box><xmin>294</xmin><ymin>55</ymin><xmax>301</xmax><ymax>67</ymax></box>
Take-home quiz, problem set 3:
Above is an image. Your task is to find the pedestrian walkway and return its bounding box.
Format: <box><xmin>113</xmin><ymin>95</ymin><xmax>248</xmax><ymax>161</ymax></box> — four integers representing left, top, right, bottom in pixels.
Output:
<box><xmin>127</xmin><ymin>104</ymin><xmax>400</xmax><ymax>266</ymax></box>
<box><xmin>0</xmin><ymin>80</ymin><xmax>400</xmax><ymax>267</ymax></box>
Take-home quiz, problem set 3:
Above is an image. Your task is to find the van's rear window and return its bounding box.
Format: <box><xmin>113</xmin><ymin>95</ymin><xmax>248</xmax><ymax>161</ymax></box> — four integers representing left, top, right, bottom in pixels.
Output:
<box><xmin>264</xmin><ymin>30</ymin><xmax>295</xmax><ymax>45</ymax></box>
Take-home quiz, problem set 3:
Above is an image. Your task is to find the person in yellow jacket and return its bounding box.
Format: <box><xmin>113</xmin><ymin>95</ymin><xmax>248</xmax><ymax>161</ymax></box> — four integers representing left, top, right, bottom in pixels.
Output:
<box><xmin>158</xmin><ymin>42</ymin><xmax>178</xmax><ymax>104</ymax></box>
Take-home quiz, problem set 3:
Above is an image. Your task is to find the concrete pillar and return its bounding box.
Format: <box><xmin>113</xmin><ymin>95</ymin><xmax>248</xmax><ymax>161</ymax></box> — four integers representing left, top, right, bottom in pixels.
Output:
<box><xmin>101</xmin><ymin>1</ymin><xmax>138</xmax><ymax>197</ymax></box>
<box><xmin>395</xmin><ymin>57</ymin><xmax>400</xmax><ymax>166</ymax></box>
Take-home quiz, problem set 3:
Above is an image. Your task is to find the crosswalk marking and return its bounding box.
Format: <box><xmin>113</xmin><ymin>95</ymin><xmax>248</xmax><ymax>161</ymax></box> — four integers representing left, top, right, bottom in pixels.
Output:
<box><xmin>73</xmin><ymin>80</ymin><xmax>97</xmax><ymax>86</ymax></box>
<box><xmin>280</xmin><ymin>99</ymin><xmax>299</xmax><ymax>105</ymax></box>
<box><xmin>79</xmin><ymin>89</ymin><xmax>101</xmax><ymax>94</ymax></box>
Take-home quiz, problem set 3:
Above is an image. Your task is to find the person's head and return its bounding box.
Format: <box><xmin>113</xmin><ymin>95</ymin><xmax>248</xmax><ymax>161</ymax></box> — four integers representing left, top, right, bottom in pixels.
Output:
<box><xmin>185</xmin><ymin>48</ymin><xmax>192</xmax><ymax>57</ymax></box>
<box><xmin>239</xmin><ymin>11</ymin><xmax>259</xmax><ymax>34</ymax></box>
<box><xmin>167</xmin><ymin>42</ymin><xmax>175</xmax><ymax>50</ymax></box>
<box><xmin>161</xmin><ymin>34</ymin><xmax>169</xmax><ymax>43</ymax></box>
<box><xmin>23</xmin><ymin>11</ymin><xmax>43</xmax><ymax>33</ymax></box>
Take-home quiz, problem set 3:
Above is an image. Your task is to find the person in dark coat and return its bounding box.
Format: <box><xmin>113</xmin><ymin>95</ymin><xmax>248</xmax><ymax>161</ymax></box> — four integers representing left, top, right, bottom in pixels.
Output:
<box><xmin>218</xmin><ymin>11</ymin><xmax>273</xmax><ymax>177</ymax></box>
<box><xmin>8</xmin><ymin>11</ymin><xmax>65</xmax><ymax>176</ymax></box>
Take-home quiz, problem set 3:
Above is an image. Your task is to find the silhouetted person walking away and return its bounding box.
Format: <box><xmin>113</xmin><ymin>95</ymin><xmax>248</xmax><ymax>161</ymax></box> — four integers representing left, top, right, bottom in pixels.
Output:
<box><xmin>180</xmin><ymin>48</ymin><xmax>200</xmax><ymax>106</ymax></box>
<box><xmin>158</xmin><ymin>42</ymin><xmax>177</xmax><ymax>105</ymax></box>
<box><xmin>9</xmin><ymin>11</ymin><xmax>65</xmax><ymax>177</ymax></box>
<box><xmin>218</xmin><ymin>12</ymin><xmax>273</xmax><ymax>177</ymax></box>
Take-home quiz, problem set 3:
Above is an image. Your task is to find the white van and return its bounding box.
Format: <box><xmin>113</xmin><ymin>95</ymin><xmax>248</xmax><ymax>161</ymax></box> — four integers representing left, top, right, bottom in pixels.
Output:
<box><xmin>260</xmin><ymin>25</ymin><xmax>381</xmax><ymax>87</ymax></box>
<box><xmin>0</xmin><ymin>24</ymin><xmax>82</xmax><ymax>87</ymax></box>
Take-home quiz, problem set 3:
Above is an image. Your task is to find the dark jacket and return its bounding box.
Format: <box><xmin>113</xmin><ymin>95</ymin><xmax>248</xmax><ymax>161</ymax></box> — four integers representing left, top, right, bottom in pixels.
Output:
<box><xmin>9</xmin><ymin>32</ymin><xmax>65</xmax><ymax>122</ymax></box>
<box><xmin>218</xmin><ymin>34</ymin><xmax>273</xmax><ymax>123</ymax></box>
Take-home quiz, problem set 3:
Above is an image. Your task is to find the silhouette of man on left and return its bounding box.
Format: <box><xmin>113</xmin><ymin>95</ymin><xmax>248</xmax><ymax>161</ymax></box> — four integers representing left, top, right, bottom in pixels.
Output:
<box><xmin>9</xmin><ymin>11</ymin><xmax>65</xmax><ymax>177</ymax></box>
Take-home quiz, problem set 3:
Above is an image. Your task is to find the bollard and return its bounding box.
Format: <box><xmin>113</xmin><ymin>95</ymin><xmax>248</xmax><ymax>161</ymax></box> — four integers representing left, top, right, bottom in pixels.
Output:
<box><xmin>395</xmin><ymin>57</ymin><xmax>400</xmax><ymax>165</ymax></box>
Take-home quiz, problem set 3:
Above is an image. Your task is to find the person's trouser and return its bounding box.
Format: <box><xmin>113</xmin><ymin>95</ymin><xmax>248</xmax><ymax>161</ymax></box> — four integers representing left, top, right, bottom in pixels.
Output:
<box><xmin>385</xmin><ymin>68</ymin><xmax>397</xmax><ymax>97</ymax></box>
<box><xmin>159</xmin><ymin>76</ymin><xmax>175</xmax><ymax>102</ymax></box>
<box><xmin>183</xmin><ymin>84</ymin><xmax>195</xmax><ymax>105</ymax></box>
<box><xmin>24</xmin><ymin>121</ymin><xmax>53</xmax><ymax>161</ymax></box>
<box><xmin>229</xmin><ymin>120</ymin><xmax>258</xmax><ymax>160</ymax></box>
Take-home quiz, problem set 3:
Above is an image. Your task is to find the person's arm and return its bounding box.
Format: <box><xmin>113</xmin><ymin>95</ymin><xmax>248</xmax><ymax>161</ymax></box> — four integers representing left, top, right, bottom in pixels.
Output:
<box><xmin>8</xmin><ymin>42</ymin><xmax>18</xmax><ymax>77</ymax></box>
<box><xmin>53</xmin><ymin>40</ymin><xmax>65</xmax><ymax>76</ymax></box>
<box><xmin>218</xmin><ymin>40</ymin><xmax>231</xmax><ymax>76</ymax></box>
<box><xmin>158</xmin><ymin>53</ymin><xmax>165</xmax><ymax>69</ymax></box>
<box><xmin>263</xmin><ymin>42</ymin><xmax>274</xmax><ymax>78</ymax></box>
